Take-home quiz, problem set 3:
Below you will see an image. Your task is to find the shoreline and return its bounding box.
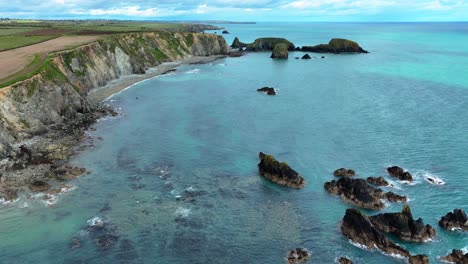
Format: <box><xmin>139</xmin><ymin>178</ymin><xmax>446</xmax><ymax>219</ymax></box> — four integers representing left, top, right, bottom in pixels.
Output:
<box><xmin>88</xmin><ymin>55</ymin><xmax>226</xmax><ymax>103</ymax></box>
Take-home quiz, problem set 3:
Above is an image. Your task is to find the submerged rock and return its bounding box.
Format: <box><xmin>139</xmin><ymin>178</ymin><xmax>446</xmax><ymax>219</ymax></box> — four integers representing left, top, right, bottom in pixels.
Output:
<box><xmin>222</xmin><ymin>30</ymin><xmax>230</xmax><ymax>34</ymax></box>
<box><xmin>324</xmin><ymin>177</ymin><xmax>406</xmax><ymax>210</ymax></box>
<box><xmin>286</xmin><ymin>248</ymin><xmax>310</xmax><ymax>264</ymax></box>
<box><xmin>301</xmin><ymin>54</ymin><xmax>311</xmax><ymax>59</ymax></box>
<box><xmin>341</xmin><ymin>208</ymin><xmax>410</xmax><ymax>258</ymax></box>
<box><xmin>258</xmin><ymin>152</ymin><xmax>305</xmax><ymax>188</ymax></box>
<box><xmin>338</xmin><ymin>257</ymin><xmax>353</xmax><ymax>264</ymax></box>
<box><xmin>369</xmin><ymin>204</ymin><xmax>436</xmax><ymax>242</ymax></box>
<box><xmin>441</xmin><ymin>249</ymin><xmax>468</xmax><ymax>264</ymax></box>
<box><xmin>387</xmin><ymin>166</ymin><xmax>413</xmax><ymax>181</ymax></box>
<box><xmin>301</xmin><ymin>39</ymin><xmax>368</xmax><ymax>53</ymax></box>
<box><xmin>257</xmin><ymin>87</ymin><xmax>276</xmax><ymax>95</ymax></box>
<box><xmin>409</xmin><ymin>254</ymin><xmax>429</xmax><ymax>264</ymax></box>
<box><xmin>333</xmin><ymin>168</ymin><xmax>355</xmax><ymax>177</ymax></box>
<box><xmin>439</xmin><ymin>209</ymin><xmax>468</xmax><ymax>231</ymax></box>
<box><xmin>271</xmin><ymin>43</ymin><xmax>289</xmax><ymax>59</ymax></box>
<box><xmin>367</xmin><ymin>176</ymin><xmax>389</xmax><ymax>187</ymax></box>
<box><xmin>29</xmin><ymin>180</ymin><xmax>51</xmax><ymax>192</ymax></box>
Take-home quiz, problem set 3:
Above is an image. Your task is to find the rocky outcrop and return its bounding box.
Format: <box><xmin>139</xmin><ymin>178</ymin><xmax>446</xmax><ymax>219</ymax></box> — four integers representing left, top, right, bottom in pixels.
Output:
<box><xmin>439</xmin><ymin>209</ymin><xmax>468</xmax><ymax>231</ymax></box>
<box><xmin>441</xmin><ymin>249</ymin><xmax>468</xmax><ymax>264</ymax></box>
<box><xmin>222</xmin><ymin>30</ymin><xmax>230</xmax><ymax>34</ymax></box>
<box><xmin>29</xmin><ymin>180</ymin><xmax>51</xmax><ymax>192</ymax></box>
<box><xmin>286</xmin><ymin>248</ymin><xmax>310</xmax><ymax>264</ymax></box>
<box><xmin>258</xmin><ymin>152</ymin><xmax>305</xmax><ymax>188</ymax></box>
<box><xmin>301</xmin><ymin>39</ymin><xmax>368</xmax><ymax>54</ymax></box>
<box><xmin>271</xmin><ymin>43</ymin><xmax>288</xmax><ymax>59</ymax></box>
<box><xmin>409</xmin><ymin>255</ymin><xmax>429</xmax><ymax>264</ymax></box>
<box><xmin>341</xmin><ymin>208</ymin><xmax>411</xmax><ymax>258</ymax></box>
<box><xmin>0</xmin><ymin>32</ymin><xmax>228</xmax><ymax>188</ymax></box>
<box><xmin>387</xmin><ymin>166</ymin><xmax>413</xmax><ymax>181</ymax></box>
<box><xmin>243</xmin><ymin>38</ymin><xmax>295</xmax><ymax>51</ymax></box>
<box><xmin>0</xmin><ymin>189</ymin><xmax>18</xmax><ymax>201</ymax></box>
<box><xmin>369</xmin><ymin>205</ymin><xmax>436</xmax><ymax>242</ymax></box>
<box><xmin>367</xmin><ymin>176</ymin><xmax>389</xmax><ymax>186</ymax></box>
<box><xmin>231</xmin><ymin>37</ymin><xmax>247</xmax><ymax>49</ymax></box>
<box><xmin>301</xmin><ymin>54</ymin><xmax>311</xmax><ymax>59</ymax></box>
<box><xmin>338</xmin><ymin>257</ymin><xmax>353</xmax><ymax>264</ymax></box>
<box><xmin>333</xmin><ymin>168</ymin><xmax>355</xmax><ymax>177</ymax></box>
<box><xmin>324</xmin><ymin>177</ymin><xmax>406</xmax><ymax>210</ymax></box>
<box><xmin>257</xmin><ymin>87</ymin><xmax>276</xmax><ymax>95</ymax></box>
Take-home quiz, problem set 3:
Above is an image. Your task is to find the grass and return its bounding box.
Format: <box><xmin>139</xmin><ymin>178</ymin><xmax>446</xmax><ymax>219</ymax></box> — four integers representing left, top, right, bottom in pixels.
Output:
<box><xmin>0</xmin><ymin>54</ymin><xmax>52</xmax><ymax>88</ymax></box>
<box><xmin>0</xmin><ymin>35</ymin><xmax>57</xmax><ymax>51</ymax></box>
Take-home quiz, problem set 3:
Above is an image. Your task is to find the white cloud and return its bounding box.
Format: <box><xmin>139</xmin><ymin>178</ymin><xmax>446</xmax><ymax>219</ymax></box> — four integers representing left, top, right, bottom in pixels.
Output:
<box><xmin>71</xmin><ymin>6</ymin><xmax>159</xmax><ymax>17</ymax></box>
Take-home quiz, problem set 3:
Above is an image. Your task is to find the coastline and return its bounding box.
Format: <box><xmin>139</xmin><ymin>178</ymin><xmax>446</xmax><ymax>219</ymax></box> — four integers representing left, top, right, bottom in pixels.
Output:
<box><xmin>88</xmin><ymin>55</ymin><xmax>226</xmax><ymax>103</ymax></box>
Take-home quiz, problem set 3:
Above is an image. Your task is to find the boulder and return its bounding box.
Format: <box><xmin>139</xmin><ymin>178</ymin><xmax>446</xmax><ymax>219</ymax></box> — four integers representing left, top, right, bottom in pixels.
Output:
<box><xmin>338</xmin><ymin>257</ymin><xmax>353</xmax><ymax>264</ymax></box>
<box><xmin>324</xmin><ymin>177</ymin><xmax>406</xmax><ymax>210</ymax></box>
<box><xmin>257</xmin><ymin>87</ymin><xmax>276</xmax><ymax>96</ymax></box>
<box><xmin>29</xmin><ymin>180</ymin><xmax>51</xmax><ymax>192</ymax></box>
<box><xmin>387</xmin><ymin>166</ymin><xmax>413</xmax><ymax>181</ymax></box>
<box><xmin>301</xmin><ymin>54</ymin><xmax>312</xmax><ymax>59</ymax></box>
<box><xmin>246</xmin><ymin>38</ymin><xmax>295</xmax><ymax>51</ymax></box>
<box><xmin>369</xmin><ymin>204</ymin><xmax>436</xmax><ymax>242</ymax></box>
<box><xmin>333</xmin><ymin>168</ymin><xmax>355</xmax><ymax>177</ymax></box>
<box><xmin>231</xmin><ymin>37</ymin><xmax>247</xmax><ymax>49</ymax></box>
<box><xmin>301</xmin><ymin>39</ymin><xmax>368</xmax><ymax>53</ymax></box>
<box><xmin>341</xmin><ymin>208</ymin><xmax>410</xmax><ymax>258</ymax></box>
<box><xmin>286</xmin><ymin>248</ymin><xmax>310</xmax><ymax>264</ymax></box>
<box><xmin>409</xmin><ymin>255</ymin><xmax>429</xmax><ymax>264</ymax></box>
<box><xmin>441</xmin><ymin>249</ymin><xmax>468</xmax><ymax>264</ymax></box>
<box><xmin>439</xmin><ymin>209</ymin><xmax>468</xmax><ymax>231</ymax></box>
<box><xmin>367</xmin><ymin>176</ymin><xmax>389</xmax><ymax>186</ymax></box>
<box><xmin>271</xmin><ymin>43</ymin><xmax>288</xmax><ymax>59</ymax></box>
<box><xmin>258</xmin><ymin>152</ymin><xmax>305</xmax><ymax>188</ymax></box>
<box><xmin>222</xmin><ymin>30</ymin><xmax>230</xmax><ymax>34</ymax></box>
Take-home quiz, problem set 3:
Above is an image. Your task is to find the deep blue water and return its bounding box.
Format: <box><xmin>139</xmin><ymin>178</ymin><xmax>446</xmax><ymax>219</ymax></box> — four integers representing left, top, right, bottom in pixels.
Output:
<box><xmin>1</xmin><ymin>22</ymin><xmax>468</xmax><ymax>264</ymax></box>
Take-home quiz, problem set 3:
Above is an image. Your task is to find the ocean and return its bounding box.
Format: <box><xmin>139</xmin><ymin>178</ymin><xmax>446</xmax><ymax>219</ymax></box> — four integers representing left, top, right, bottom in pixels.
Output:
<box><xmin>1</xmin><ymin>22</ymin><xmax>467</xmax><ymax>263</ymax></box>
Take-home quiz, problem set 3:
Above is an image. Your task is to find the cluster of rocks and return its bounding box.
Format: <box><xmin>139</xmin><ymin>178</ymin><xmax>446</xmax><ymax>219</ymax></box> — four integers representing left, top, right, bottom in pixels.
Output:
<box><xmin>439</xmin><ymin>209</ymin><xmax>468</xmax><ymax>231</ymax></box>
<box><xmin>441</xmin><ymin>249</ymin><xmax>468</xmax><ymax>264</ymax></box>
<box><xmin>258</xmin><ymin>152</ymin><xmax>305</xmax><ymax>188</ymax></box>
<box><xmin>286</xmin><ymin>248</ymin><xmax>310</xmax><ymax>264</ymax></box>
<box><xmin>70</xmin><ymin>217</ymin><xmax>120</xmax><ymax>251</ymax></box>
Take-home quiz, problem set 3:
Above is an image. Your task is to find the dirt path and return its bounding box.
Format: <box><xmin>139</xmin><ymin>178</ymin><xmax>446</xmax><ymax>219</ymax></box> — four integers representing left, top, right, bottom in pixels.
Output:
<box><xmin>0</xmin><ymin>35</ymin><xmax>104</xmax><ymax>82</ymax></box>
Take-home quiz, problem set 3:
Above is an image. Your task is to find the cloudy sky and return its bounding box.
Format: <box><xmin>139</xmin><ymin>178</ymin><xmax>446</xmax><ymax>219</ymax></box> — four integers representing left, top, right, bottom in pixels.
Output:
<box><xmin>0</xmin><ymin>0</ymin><xmax>466</xmax><ymax>21</ymax></box>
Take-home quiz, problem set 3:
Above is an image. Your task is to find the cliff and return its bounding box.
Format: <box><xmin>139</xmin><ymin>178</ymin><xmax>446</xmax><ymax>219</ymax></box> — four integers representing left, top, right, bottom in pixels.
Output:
<box><xmin>0</xmin><ymin>32</ymin><xmax>228</xmax><ymax>188</ymax></box>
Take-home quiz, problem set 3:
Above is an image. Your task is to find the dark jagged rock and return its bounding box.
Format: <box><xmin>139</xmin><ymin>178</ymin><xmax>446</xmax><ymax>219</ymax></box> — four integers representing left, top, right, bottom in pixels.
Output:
<box><xmin>333</xmin><ymin>168</ymin><xmax>355</xmax><ymax>177</ymax></box>
<box><xmin>85</xmin><ymin>217</ymin><xmax>120</xmax><ymax>251</ymax></box>
<box><xmin>439</xmin><ymin>209</ymin><xmax>468</xmax><ymax>231</ymax></box>
<box><xmin>295</xmin><ymin>57</ymin><xmax>300</xmax><ymax>59</ymax></box>
<box><xmin>385</xmin><ymin>191</ymin><xmax>407</xmax><ymax>202</ymax></box>
<box><xmin>369</xmin><ymin>205</ymin><xmax>436</xmax><ymax>242</ymax></box>
<box><xmin>0</xmin><ymin>189</ymin><xmax>18</xmax><ymax>201</ymax></box>
<box><xmin>324</xmin><ymin>177</ymin><xmax>406</xmax><ymax>210</ymax></box>
<box><xmin>258</xmin><ymin>152</ymin><xmax>305</xmax><ymax>188</ymax></box>
<box><xmin>341</xmin><ymin>208</ymin><xmax>410</xmax><ymax>258</ymax></box>
<box><xmin>257</xmin><ymin>87</ymin><xmax>276</xmax><ymax>95</ymax></box>
<box><xmin>409</xmin><ymin>254</ymin><xmax>429</xmax><ymax>264</ymax></box>
<box><xmin>387</xmin><ymin>166</ymin><xmax>413</xmax><ymax>181</ymax></box>
<box><xmin>367</xmin><ymin>176</ymin><xmax>389</xmax><ymax>186</ymax></box>
<box><xmin>301</xmin><ymin>54</ymin><xmax>311</xmax><ymax>59</ymax></box>
<box><xmin>301</xmin><ymin>39</ymin><xmax>368</xmax><ymax>54</ymax></box>
<box><xmin>222</xmin><ymin>30</ymin><xmax>230</xmax><ymax>34</ymax></box>
<box><xmin>321</xmin><ymin>56</ymin><xmax>325</xmax><ymax>59</ymax></box>
<box><xmin>271</xmin><ymin>43</ymin><xmax>289</xmax><ymax>59</ymax></box>
<box><xmin>338</xmin><ymin>257</ymin><xmax>353</xmax><ymax>264</ymax></box>
<box><xmin>29</xmin><ymin>180</ymin><xmax>51</xmax><ymax>192</ymax></box>
<box><xmin>286</xmin><ymin>248</ymin><xmax>310</xmax><ymax>264</ymax></box>
<box><xmin>96</xmin><ymin>234</ymin><xmax>119</xmax><ymax>250</ymax></box>
<box><xmin>246</xmin><ymin>38</ymin><xmax>295</xmax><ymax>51</ymax></box>
<box><xmin>231</xmin><ymin>37</ymin><xmax>247</xmax><ymax>49</ymax></box>
<box><xmin>441</xmin><ymin>249</ymin><xmax>468</xmax><ymax>264</ymax></box>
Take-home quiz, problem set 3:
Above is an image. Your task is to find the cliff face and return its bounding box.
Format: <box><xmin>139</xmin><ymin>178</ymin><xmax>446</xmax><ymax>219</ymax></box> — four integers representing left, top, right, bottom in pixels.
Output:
<box><xmin>0</xmin><ymin>32</ymin><xmax>227</xmax><ymax>183</ymax></box>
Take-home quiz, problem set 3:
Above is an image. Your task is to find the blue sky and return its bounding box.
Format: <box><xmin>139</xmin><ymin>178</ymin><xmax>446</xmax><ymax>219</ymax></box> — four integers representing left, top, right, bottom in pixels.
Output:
<box><xmin>0</xmin><ymin>0</ymin><xmax>467</xmax><ymax>21</ymax></box>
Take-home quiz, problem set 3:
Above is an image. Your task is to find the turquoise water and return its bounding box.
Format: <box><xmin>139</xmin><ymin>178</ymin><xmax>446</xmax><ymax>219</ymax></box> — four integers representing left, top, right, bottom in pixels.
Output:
<box><xmin>1</xmin><ymin>23</ymin><xmax>468</xmax><ymax>263</ymax></box>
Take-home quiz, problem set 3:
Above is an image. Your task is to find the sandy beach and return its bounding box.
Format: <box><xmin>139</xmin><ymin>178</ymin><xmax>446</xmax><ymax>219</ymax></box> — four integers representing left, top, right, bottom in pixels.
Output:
<box><xmin>88</xmin><ymin>55</ymin><xmax>226</xmax><ymax>103</ymax></box>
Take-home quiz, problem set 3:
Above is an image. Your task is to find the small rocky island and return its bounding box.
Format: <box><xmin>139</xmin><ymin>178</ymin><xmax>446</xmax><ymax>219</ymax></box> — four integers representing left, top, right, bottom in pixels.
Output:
<box><xmin>324</xmin><ymin>177</ymin><xmax>406</xmax><ymax>210</ymax></box>
<box><xmin>257</xmin><ymin>87</ymin><xmax>276</xmax><ymax>95</ymax></box>
<box><xmin>231</xmin><ymin>37</ymin><xmax>295</xmax><ymax>51</ymax></box>
<box><xmin>258</xmin><ymin>152</ymin><xmax>305</xmax><ymax>188</ymax></box>
<box><xmin>333</xmin><ymin>168</ymin><xmax>355</xmax><ymax>177</ymax></box>
<box><xmin>387</xmin><ymin>166</ymin><xmax>413</xmax><ymax>181</ymax></box>
<box><xmin>300</xmin><ymin>38</ymin><xmax>368</xmax><ymax>53</ymax></box>
<box><xmin>439</xmin><ymin>209</ymin><xmax>468</xmax><ymax>231</ymax></box>
<box><xmin>271</xmin><ymin>43</ymin><xmax>289</xmax><ymax>59</ymax></box>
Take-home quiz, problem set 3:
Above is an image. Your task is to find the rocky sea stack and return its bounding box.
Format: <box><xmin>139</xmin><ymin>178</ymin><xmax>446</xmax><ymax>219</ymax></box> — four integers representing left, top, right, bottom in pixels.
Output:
<box><xmin>258</xmin><ymin>152</ymin><xmax>305</xmax><ymax>188</ymax></box>
<box><xmin>369</xmin><ymin>204</ymin><xmax>436</xmax><ymax>242</ymax></box>
<box><xmin>387</xmin><ymin>166</ymin><xmax>413</xmax><ymax>181</ymax></box>
<box><xmin>439</xmin><ymin>209</ymin><xmax>468</xmax><ymax>231</ymax></box>
<box><xmin>231</xmin><ymin>37</ymin><xmax>247</xmax><ymax>49</ymax></box>
<box><xmin>324</xmin><ymin>177</ymin><xmax>406</xmax><ymax>210</ymax></box>
<box><xmin>301</xmin><ymin>38</ymin><xmax>368</xmax><ymax>53</ymax></box>
<box><xmin>271</xmin><ymin>43</ymin><xmax>289</xmax><ymax>59</ymax></box>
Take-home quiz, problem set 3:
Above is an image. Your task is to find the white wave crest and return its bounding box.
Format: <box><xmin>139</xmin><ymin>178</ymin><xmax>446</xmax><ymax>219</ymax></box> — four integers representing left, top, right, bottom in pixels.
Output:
<box><xmin>87</xmin><ymin>216</ymin><xmax>104</xmax><ymax>227</ymax></box>
<box><xmin>175</xmin><ymin>207</ymin><xmax>191</xmax><ymax>218</ymax></box>
<box><xmin>185</xmin><ymin>69</ymin><xmax>200</xmax><ymax>74</ymax></box>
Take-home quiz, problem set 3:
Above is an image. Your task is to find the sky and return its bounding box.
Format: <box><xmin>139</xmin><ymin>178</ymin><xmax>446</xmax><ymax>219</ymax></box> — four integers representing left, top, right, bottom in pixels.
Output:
<box><xmin>0</xmin><ymin>0</ymin><xmax>467</xmax><ymax>22</ymax></box>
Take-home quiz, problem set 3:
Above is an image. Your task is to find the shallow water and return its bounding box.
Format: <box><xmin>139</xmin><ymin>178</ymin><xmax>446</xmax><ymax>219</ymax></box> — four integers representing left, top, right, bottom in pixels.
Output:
<box><xmin>1</xmin><ymin>22</ymin><xmax>468</xmax><ymax>263</ymax></box>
